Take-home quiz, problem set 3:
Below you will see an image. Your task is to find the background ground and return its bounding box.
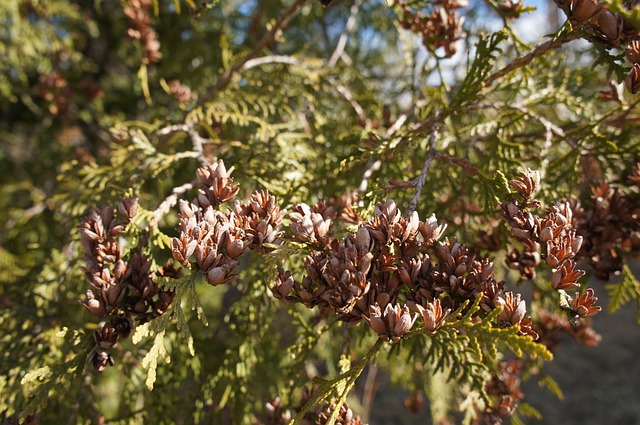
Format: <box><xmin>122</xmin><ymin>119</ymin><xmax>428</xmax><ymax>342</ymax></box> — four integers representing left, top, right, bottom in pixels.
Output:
<box><xmin>369</xmin><ymin>276</ymin><xmax>640</xmax><ymax>424</ymax></box>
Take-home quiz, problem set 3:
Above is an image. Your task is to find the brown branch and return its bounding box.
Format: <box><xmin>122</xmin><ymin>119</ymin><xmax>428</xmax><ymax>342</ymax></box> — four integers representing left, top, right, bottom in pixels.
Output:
<box><xmin>407</xmin><ymin>111</ymin><xmax>442</xmax><ymax>215</ymax></box>
<box><xmin>242</xmin><ymin>55</ymin><xmax>300</xmax><ymax>70</ymax></box>
<box><xmin>327</xmin><ymin>0</ymin><xmax>363</xmax><ymax>68</ymax></box>
<box><xmin>205</xmin><ymin>0</ymin><xmax>308</xmax><ymax>100</ymax></box>
<box><xmin>157</xmin><ymin>122</ymin><xmax>211</xmax><ymax>166</ymax></box>
<box><xmin>483</xmin><ymin>30</ymin><xmax>580</xmax><ymax>89</ymax></box>
<box><xmin>472</xmin><ymin>101</ymin><xmax>578</xmax><ymax>148</ymax></box>
<box><xmin>358</xmin><ymin>104</ymin><xmax>422</xmax><ymax>197</ymax></box>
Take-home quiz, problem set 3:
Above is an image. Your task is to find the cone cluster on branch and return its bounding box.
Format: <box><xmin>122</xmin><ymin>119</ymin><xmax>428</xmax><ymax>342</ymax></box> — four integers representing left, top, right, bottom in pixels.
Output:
<box><xmin>553</xmin><ymin>0</ymin><xmax>640</xmax><ymax>92</ymax></box>
<box><xmin>571</xmin><ymin>170</ymin><xmax>640</xmax><ymax>279</ymax></box>
<box><xmin>490</xmin><ymin>165</ymin><xmax>640</xmax><ymax>283</ymax></box>
<box><xmin>123</xmin><ymin>0</ymin><xmax>162</xmax><ymax>64</ymax></box>
<box><xmin>171</xmin><ymin>160</ymin><xmax>285</xmax><ymax>286</ymax></box>
<box><xmin>167</xmin><ymin>79</ymin><xmax>197</xmax><ymax>103</ymax></box>
<box><xmin>254</xmin><ymin>391</ymin><xmax>366</xmax><ymax>425</ymax></box>
<box><xmin>474</xmin><ymin>359</ymin><xmax>524</xmax><ymax>424</ymax></box>
<box><xmin>275</xmin><ymin>198</ymin><xmax>540</xmax><ymax>343</ymax></box>
<box><xmin>79</xmin><ymin>198</ymin><xmax>177</xmax><ymax>372</ymax></box>
<box><xmin>394</xmin><ymin>0</ymin><xmax>466</xmax><ymax>57</ymax></box>
<box><xmin>500</xmin><ymin>170</ymin><xmax>601</xmax><ymax>321</ymax></box>
<box><xmin>34</xmin><ymin>71</ymin><xmax>71</xmax><ymax>118</ymax></box>
<box><xmin>535</xmin><ymin>309</ymin><xmax>602</xmax><ymax>349</ymax></box>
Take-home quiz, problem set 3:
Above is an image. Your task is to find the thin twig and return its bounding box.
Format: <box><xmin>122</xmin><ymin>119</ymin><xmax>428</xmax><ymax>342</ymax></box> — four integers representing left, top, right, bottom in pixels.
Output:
<box><xmin>203</xmin><ymin>53</ymin><xmax>370</xmax><ymax>127</ymax></box>
<box><xmin>357</xmin><ymin>118</ymin><xmax>405</xmax><ymax>197</ymax></box>
<box><xmin>358</xmin><ymin>159</ymin><xmax>382</xmax><ymax>198</ymax></box>
<box><xmin>148</xmin><ymin>180</ymin><xmax>197</xmax><ymax>229</ymax></box>
<box><xmin>217</xmin><ymin>0</ymin><xmax>306</xmax><ymax>92</ymax></box>
<box><xmin>156</xmin><ymin>123</ymin><xmax>189</xmax><ymax>136</ymax></box>
<box><xmin>357</xmin><ymin>106</ymin><xmax>418</xmax><ymax>198</ymax></box>
<box><xmin>327</xmin><ymin>76</ymin><xmax>368</xmax><ymax>123</ymax></box>
<box><xmin>4</xmin><ymin>202</ymin><xmax>46</xmax><ymax>231</ymax></box>
<box><xmin>327</xmin><ymin>0</ymin><xmax>362</xmax><ymax>68</ymax></box>
<box><xmin>473</xmin><ymin>101</ymin><xmax>574</xmax><ymax>147</ymax></box>
<box><xmin>407</xmin><ymin>111</ymin><xmax>441</xmax><ymax>215</ymax></box>
<box><xmin>242</xmin><ymin>55</ymin><xmax>300</xmax><ymax>71</ymax></box>
<box><xmin>361</xmin><ymin>364</ymin><xmax>378</xmax><ymax>423</ymax></box>
<box><xmin>482</xmin><ymin>30</ymin><xmax>579</xmax><ymax>89</ymax></box>
<box><xmin>387</xmin><ymin>112</ymin><xmax>409</xmax><ymax>136</ymax></box>
<box><xmin>157</xmin><ymin>122</ymin><xmax>210</xmax><ymax>166</ymax></box>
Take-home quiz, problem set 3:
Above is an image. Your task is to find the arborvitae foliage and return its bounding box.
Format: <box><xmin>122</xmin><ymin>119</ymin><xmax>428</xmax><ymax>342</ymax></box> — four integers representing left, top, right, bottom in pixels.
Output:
<box><xmin>2</xmin><ymin>0</ymin><xmax>640</xmax><ymax>424</ymax></box>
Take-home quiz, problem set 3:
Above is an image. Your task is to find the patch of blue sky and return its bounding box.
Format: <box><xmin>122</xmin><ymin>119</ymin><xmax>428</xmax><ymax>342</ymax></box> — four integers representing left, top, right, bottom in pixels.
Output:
<box><xmin>237</xmin><ymin>0</ymin><xmax>257</xmax><ymax>16</ymax></box>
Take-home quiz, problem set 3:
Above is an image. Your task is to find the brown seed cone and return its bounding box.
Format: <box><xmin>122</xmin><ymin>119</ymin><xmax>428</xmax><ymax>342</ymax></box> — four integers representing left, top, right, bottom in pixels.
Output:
<box><xmin>625</xmin><ymin>40</ymin><xmax>640</xmax><ymax>64</ymax></box>
<box><xmin>571</xmin><ymin>0</ymin><xmax>602</xmax><ymax>22</ymax></box>
<box><xmin>596</xmin><ymin>11</ymin><xmax>623</xmax><ymax>44</ymax></box>
<box><xmin>626</xmin><ymin>63</ymin><xmax>640</xmax><ymax>94</ymax></box>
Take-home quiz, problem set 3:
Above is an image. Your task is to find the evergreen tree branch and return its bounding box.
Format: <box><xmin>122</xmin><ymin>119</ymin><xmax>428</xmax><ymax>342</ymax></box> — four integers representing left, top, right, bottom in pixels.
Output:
<box><xmin>473</xmin><ymin>101</ymin><xmax>578</xmax><ymax>150</ymax></box>
<box><xmin>358</xmin><ymin>158</ymin><xmax>382</xmax><ymax>197</ymax></box>
<box><xmin>292</xmin><ymin>338</ymin><xmax>384</xmax><ymax>425</ymax></box>
<box><xmin>326</xmin><ymin>75</ymin><xmax>369</xmax><ymax>123</ymax></box>
<box><xmin>156</xmin><ymin>122</ymin><xmax>210</xmax><ymax>165</ymax></box>
<box><xmin>204</xmin><ymin>0</ymin><xmax>308</xmax><ymax>101</ymax></box>
<box><xmin>407</xmin><ymin>111</ymin><xmax>441</xmax><ymax>215</ymax></box>
<box><xmin>482</xmin><ymin>30</ymin><xmax>579</xmax><ymax>89</ymax></box>
<box><xmin>327</xmin><ymin>0</ymin><xmax>363</xmax><ymax>68</ymax></box>
<box><xmin>243</xmin><ymin>55</ymin><xmax>301</xmax><ymax>71</ymax></box>
<box><xmin>358</xmin><ymin>108</ymin><xmax>415</xmax><ymax>197</ymax></box>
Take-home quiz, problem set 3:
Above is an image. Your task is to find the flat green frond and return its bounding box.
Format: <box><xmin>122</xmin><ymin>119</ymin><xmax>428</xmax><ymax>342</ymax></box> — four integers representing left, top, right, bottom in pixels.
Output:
<box><xmin>607</xmin><ymin>263</ymin><xmax>640</xmax><ymax>323</ymax></box>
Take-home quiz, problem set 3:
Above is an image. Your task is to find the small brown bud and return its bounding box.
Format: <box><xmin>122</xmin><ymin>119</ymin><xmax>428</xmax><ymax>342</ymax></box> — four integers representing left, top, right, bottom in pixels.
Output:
<box><xmin>546</xmin><ymin>253</ymin><xmax>560</xmax><ymax>269</ymax></box>
<box><xmin>118</xmin><ymin>197</ymin><xmax>139</xmax><ymax>223</ymax></box>
<box><xmin>571</xmin><ymin>0</ymin><xmax>601</xmax><ymax>22</ymax></box>
<box><xmin>419</xmin><ymin>214</ymin><xmax>447</xmax><ymax>245</ymax></box>
<box><xmin>355</xmin><ymin>226</ymin><xmax>372</xmax><ymax>253</ymax></box>
<box><xmin>597</xmin><ymin>11</ymin><xmax>623</xmax><ymax>43</ymax></box>
<box><xmin>626</xmin><ymin>40</ymin><xmax>640</xmax><ymax>63</ymax></box>
<box><xmin>519</xmin><ymin>317</ymin><xmax>539</xmax><ymax>339</ymax></box>
<box><xmin>272</xmin><ymin>268</ymin><xmax>295</xmax><ymax>301</ymax></box>
<box><xmin>398</xmin><ymin>266</ymin><xmax>412</xmax><ymax>286</ymax></box>
<box><xmin>101</xmin><ymin>282</ymin><xmax>126</xmax><ymax>308</ymax></box>
<box><xmin>551</xmin><ymin>261</ymin><xmax>584</xmax><ymax>290</ymax></box>
<box><xmin>82</xmin><ymin>290</ymin><xmax>107</xmax><ymax>317</ymax></box>
<box><xmin>496</xmin><ymin>292</ymin><xmax>526</xmax><ymax>326</ymax></box>
<box><xmin>94</xmin><ymin>323</ymin><xmax>118</xmax><ymax>349</ymax></box>
<box><xmin>206</xmin><ymin>266</ymin><xmax>227</xmax><ymax>286</ymax></box>
<box><xmin>505</xmin><ymin>202</ymin><xmax>520</xmax><ymax>218</ymax></box>
<box><xmin>571</xmin><ymin>235</ymin><xmax>583</xmax><ymax>253</ymax></box>
<box><xmin>539</xmin><ymin>226</ymin><xmax>554</xmax><ymax>243</ymax></box>
<box><xmin>365</xmin><ymin>304</ymin><xmax>387</xmax><ymax>337</ymax></box>
<box><xmin>415</xmin><ymin>299</ymin><xmax>451</xmax><ymax>334</ymax></box>
<box><xmin>626</xmin><ymin>64</ymin><xmax>640</xmax><ymax>94</ymax></box>
<box><xmin>111</xmin><ymin>315</ymin><xmax>134</xmax><ymax>338</ymax></box>
<box><xmin>109</xmin><ymin>224</ymin><xmax>126</xmax><ymax>236</ymax></box>
<box><xmin>509</xmin><ymin>169</ymin><xmax>540</xmax><ymax>199</ymax></box>
<box><xmin>364</xmin><ymin>303</ymin><xmax>416</xmax><ymax>342</ymax></box>
<box><xmin>113</xmin><ymin>260</ymin><xmax>127</xmax><ymax>280</ymax></box>
<box><xmin>390</xmin><ymin>304</ymin><xmax>417</xmax><ymax>341</ymax></box>
<box><xmin>133</xmin><ymin>299</ymin><xmax>147</xmax><ymax>314</ymax></box>
<box><xmin>511</xmin><ymin>227</ymin><xmax>532</xmax><ymax>240</ymax></box>
<box><xmin>571</xmin><ymin>288</ymin><xmax>602</xmax><ymax>318</ymax></box>
<box><xmin>90</xmin><ymin>348</ymin><xmax>115</xmax><ymax>372</ymax></box>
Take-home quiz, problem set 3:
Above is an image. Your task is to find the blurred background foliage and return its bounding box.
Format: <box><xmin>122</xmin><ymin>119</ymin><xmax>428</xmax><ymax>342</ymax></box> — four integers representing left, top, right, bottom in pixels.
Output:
<box><xmin>1</xmin><ymin>0</ymin><xmax>640</xmax><ymax>424</ymax></box>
